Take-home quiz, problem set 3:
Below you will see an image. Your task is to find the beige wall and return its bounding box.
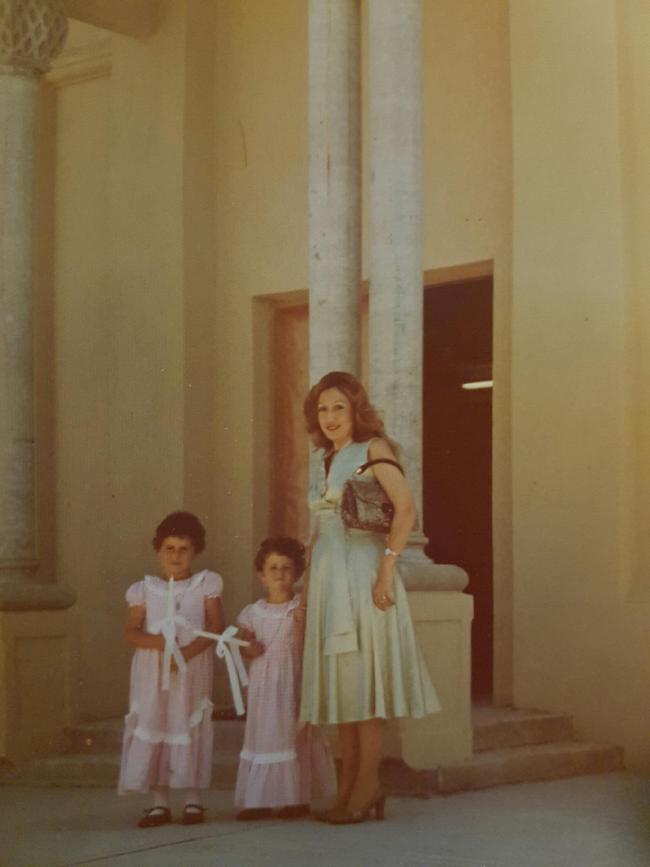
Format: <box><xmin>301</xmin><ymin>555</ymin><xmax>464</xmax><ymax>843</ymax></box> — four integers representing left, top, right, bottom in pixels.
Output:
<box><xmin>212</xmin><ymin>0</ymin><xmax>309</xmax><ymax>624</ymax></box>
<box><xmin>420</xmin><ymin>0</ymin><xmax>513</xmax><ymax>704</ymax></box>
<box><xmin>40</xmin><ymin>4</ymin><xmax>218</xmax><ymax>719</ymax></box>
<box><xmin>38</xmin><ymin>0</ymin><xmax>513</xmax><ymax>720</ymax></box>
<box><xmin>510</xmin><ymin>0</ymin><xmax>650</xmax><ymax>769</ymax></box>
<box><xmin>619</xmin><ymin>0</ymin><xmax>650</xmax><ymax>603</ymax></box>
<box><xmin>211</xmin><ymin>0</ymin><xmax>514</xmax><ymax>672</ymax></box>
<box><xmin>37</xmin><ymin>0</ymin><xmax>650</xmax><ymax>772</ymax></box>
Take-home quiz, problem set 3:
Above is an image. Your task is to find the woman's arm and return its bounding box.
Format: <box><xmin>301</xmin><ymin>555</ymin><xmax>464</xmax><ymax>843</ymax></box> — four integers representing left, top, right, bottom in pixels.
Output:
<box><xmin>124</xmin><ymin>605</ymin><xmax>165</xmax><ymax>651</ymax></box>
<box><xmin>368</xmin><ymin>437</ymin><xmax>418</xmax><ymax>611</ymax></box>
<box><xmin>180</xmin><ymin>596</ymin><xmax>225</xmax><ymax>663</ymax></box>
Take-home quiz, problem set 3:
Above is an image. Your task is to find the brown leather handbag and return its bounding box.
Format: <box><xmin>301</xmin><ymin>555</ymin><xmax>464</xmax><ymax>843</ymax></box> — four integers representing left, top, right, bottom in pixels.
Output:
<box><xmin>339</xmin><ymin>459</ymin><xmax>404</xmax><ymax>533</ymax></box>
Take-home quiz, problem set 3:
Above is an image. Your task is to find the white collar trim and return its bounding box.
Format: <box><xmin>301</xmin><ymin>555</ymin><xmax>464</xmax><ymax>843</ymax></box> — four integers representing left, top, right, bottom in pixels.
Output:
<box><xmin>144</xmin><ymin>569</ymin><xmax>207</xmax><ymax>597</ymax></box>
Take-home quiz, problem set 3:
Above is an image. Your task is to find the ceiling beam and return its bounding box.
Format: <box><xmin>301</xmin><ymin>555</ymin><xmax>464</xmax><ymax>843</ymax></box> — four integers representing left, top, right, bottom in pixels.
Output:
<box><xmin>62</xmin><ymin>0</ymin><xmax>162</xmax><ymax>38</ymax></box>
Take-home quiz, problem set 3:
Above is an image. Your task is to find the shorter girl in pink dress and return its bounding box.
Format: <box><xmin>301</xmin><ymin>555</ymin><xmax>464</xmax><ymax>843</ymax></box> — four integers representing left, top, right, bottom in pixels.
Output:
<box><xmin>119</xmin><ymin>511</ymin><xmax>224</xmax><ymax>828</ymax></box>
<box><xmin>234</xmin><ymin>537</ymin><xmax>336</xmax><ymax>819</ymax></box>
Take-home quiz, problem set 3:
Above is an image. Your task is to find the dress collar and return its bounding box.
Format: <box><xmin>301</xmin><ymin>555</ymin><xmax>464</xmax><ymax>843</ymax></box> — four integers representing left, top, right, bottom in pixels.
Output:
<box><xmin>144</xmin><ymin>570</ymin><xmax>207</xmax><ymax>597</ymax></box>
<box><xmin>253</xmin><ymin>595</ymin><xmax>301</xmax><ymax>617</ymax></box>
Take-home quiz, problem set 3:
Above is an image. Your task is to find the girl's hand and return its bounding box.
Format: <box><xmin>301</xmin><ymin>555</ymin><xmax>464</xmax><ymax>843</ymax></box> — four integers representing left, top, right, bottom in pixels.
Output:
<box><xmin>245</xmin><ymin>640</ymin><xmax>265</xmax><ymax>659</ymax></box>
<box><xmin>293</xmin><ymin>604</ymin><xmax>307</xmax><ymax>624</ymax></box>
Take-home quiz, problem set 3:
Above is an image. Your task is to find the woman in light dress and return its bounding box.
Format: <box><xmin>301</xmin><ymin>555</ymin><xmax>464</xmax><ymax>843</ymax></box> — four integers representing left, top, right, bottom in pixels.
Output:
<box><xmin>298</xmin><ymin>371</ymin><xmax>440</xmax><ymax>824</ymax></box>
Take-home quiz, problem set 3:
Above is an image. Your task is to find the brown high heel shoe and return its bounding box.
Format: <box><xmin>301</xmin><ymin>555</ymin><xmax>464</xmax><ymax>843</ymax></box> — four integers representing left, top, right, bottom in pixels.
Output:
<box><xmin>325</xmin><ymin>791</ymin><xmax>386</xmax><ymax>825</ymax></box>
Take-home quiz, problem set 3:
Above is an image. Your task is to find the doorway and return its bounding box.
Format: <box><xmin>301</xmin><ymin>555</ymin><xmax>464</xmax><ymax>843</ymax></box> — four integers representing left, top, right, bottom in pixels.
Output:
<box><xmin>267</xmin><ymin>277</ymin><xmax>495</xmax><ymax>699</ymax></box>
<box><xmin>423</xmin><ymin>276</ymin><xmax>493</xmax><ymax>700</ymax></box>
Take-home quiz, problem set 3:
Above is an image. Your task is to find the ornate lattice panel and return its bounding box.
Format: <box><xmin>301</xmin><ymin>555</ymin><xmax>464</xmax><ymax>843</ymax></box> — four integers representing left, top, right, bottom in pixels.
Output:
<box><xmin>0</xmin><ymin>0</ymin><xmax>67</xmax><ymax>72</ymax></box>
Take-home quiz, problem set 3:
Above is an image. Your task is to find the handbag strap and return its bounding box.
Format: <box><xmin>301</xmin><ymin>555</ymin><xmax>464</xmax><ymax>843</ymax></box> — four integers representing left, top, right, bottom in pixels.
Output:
<box><xmin>354</xmin><ymin>458</ymin><xmax>404</xmax><ymax>477</ymax></box>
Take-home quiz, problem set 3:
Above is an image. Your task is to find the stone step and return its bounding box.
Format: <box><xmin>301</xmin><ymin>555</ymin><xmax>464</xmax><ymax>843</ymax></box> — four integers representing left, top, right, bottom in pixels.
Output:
<box><xmin>64</xmin><ymin>718</ymin><xmax>245</xmax><ymax>755</ymax></box>
<box><xmin>10</xmin><ymin>750</ymin><xmax>240</xmax><ymax>789</ymax></box>
<box><xmin>65</xmin><ymin>707</ymin><xmax>575</xmax><ymax>756</ymax></box>
<box><xmin>472</xmin><ymin>706</ymin><xmax>575</xmax><ymax>752</ymax></box>
<box><xmin>437</xmin><ymin>741</ymin><xmax>625</xmax><ymax>794</ymax></box>
<box><xmin>7</xmin><ymin>707</ymin><xmax>624</xmax><ymax>795</ymax></box>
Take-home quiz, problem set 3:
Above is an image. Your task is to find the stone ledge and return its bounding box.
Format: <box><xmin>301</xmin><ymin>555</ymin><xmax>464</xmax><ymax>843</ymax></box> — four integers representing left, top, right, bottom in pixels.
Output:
<box><xmin>0</xmin><ymin>579</ymin><xmax>75</xmax><ymax>611</ymax></box>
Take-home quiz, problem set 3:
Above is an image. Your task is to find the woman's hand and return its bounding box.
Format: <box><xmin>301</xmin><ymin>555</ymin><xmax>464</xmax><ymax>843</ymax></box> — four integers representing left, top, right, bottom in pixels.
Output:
<box><xmin>372</xmin><ymin>561</ymin><xmax>395</xmax><ymax>611</ymax></box>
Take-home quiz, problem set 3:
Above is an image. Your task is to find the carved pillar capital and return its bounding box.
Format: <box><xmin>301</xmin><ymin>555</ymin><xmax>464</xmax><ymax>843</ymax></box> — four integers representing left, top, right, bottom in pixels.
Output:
<box><xmin>0</xmin><ymin>0</ymin><xmax>68</xmax><ymax>75</ymax></box>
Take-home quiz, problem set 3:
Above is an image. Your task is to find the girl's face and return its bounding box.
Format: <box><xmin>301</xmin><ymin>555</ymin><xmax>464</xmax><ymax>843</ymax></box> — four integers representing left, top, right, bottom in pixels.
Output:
<box><xmin>158</xmin><ymin>535</ymin><xmax>195</xmax><ymax>581</ymax></box>
<box><xmin>258</xmin><ymin>552</ymin><xmax>297</xmax><ymax>600</ymax></box>
<box><xmin>317</xmin><ymin>387</ymin><xmax>354</xmax><ymax>451</ymax></box>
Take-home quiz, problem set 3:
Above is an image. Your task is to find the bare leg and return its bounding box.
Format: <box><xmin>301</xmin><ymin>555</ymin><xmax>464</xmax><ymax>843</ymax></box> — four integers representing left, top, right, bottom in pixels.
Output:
<box><xmin>346</xmin><ymin>718</ymin><xmax>385</xmax><ymax>812</ymax></box>
<box><xmin>152</xmin><ymin>785</ymin><xmax>170</xmax><ymax>809</ymax></box>
<box><xmin>336</xmin><ymin>722</ymin><xmax>360</xmax><ymax>808</ymax></box>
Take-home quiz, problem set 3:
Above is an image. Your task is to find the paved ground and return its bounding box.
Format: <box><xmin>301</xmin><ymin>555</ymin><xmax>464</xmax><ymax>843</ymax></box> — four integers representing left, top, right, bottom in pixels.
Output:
<box><xmin>1</xmin><ymin>773</ymin><xmax>648</xmax><ymax>867</ymax></box>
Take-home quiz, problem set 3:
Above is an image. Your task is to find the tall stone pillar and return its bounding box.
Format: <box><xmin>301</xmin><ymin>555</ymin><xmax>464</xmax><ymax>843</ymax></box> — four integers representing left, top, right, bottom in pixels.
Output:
<box><xmin>308</xmin><ymin>0</ymin><xmax>361</xmax><ymax>381</ymax></box>
<box><xmin>1</xmin><ymin>1</ymin><xmax>75</xmax><ymax>764</ymax></box>
<box><xmin>0</xmin><ymin>0</ymin><xmax>73</xmax><ymax>609</ymax></box>
<box><xmin>367</xmin><ymin>0</ymin><xmax>465</xmax><ymax>593</ymax></box>
<box><xmin>367</xmin><ymin>0</ymin><xmax>472</xmax><ymax>767</ymax></box>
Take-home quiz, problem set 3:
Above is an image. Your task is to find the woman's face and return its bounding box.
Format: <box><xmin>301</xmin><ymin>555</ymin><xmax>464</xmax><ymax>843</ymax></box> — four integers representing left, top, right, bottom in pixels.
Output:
<box><xmin>317</xmin><ymin>387</ymin><xmax>354</xmax><ymax>450</ymax></box>
<box><xmin>158</xmin><ymin>535</ymin><xmax>195</xmax><ymax>581</ymax></box>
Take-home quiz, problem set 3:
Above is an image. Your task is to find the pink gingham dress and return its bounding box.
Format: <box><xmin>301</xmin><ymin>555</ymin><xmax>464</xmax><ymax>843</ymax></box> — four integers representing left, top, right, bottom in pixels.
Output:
<box><xmin>118</xmin><ymin>569</ymin><xmax>222</xmax><ymax>794</ymax></box>
<box><xmin>234</xmin><ymin>596</ymin><xmax>336</xmax><ymax>809</ymax></box>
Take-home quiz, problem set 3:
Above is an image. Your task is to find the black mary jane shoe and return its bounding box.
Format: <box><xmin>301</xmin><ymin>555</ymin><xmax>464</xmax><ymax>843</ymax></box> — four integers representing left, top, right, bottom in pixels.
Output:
<box><xmin>181</xmin><ymin>803</ymin><xmax>205</xmax><ymax>825</ymax></box>
<box><xmin>137</xmin><ymin>806</ymin><xmax>172</xmax><ymax>828</ymax></box>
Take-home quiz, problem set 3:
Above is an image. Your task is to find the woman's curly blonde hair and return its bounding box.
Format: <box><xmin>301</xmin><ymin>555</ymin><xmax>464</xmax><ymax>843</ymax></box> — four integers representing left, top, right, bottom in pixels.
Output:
<box><xmin>303</xmin><ymin>370</ymin><xmax>399</xmax><ymax>455</ymax></box>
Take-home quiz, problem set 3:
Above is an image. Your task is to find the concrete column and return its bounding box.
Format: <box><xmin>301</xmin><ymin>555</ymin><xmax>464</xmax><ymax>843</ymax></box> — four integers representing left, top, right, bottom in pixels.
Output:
<box><xmin>308</xmin><ymin>0</ymin><xmax>361</xmax><ymax>381</ymax></box>
<box><xmin>0</xmin><ymin>0</ymin><xmax>73</xmax><ymax>609</ymax></box>
<box><xmin>367</xmin><ymin>0</ymin><xmax>465</xmax><ymax>591</ymax></box>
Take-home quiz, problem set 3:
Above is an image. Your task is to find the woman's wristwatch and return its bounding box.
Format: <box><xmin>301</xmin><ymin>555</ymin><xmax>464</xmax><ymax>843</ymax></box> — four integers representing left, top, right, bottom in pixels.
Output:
<box><xmin>383</xmin><ymin>547</ymin><xmax>399</xmax><ymax>558</ymax></box>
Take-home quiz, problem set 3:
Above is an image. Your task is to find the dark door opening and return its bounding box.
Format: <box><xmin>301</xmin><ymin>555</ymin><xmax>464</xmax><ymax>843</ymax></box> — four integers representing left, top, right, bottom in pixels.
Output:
<box><xmin>423</xmin><ymin>276</ymin><xmax>493</xmax><ymax>700</ymax></box>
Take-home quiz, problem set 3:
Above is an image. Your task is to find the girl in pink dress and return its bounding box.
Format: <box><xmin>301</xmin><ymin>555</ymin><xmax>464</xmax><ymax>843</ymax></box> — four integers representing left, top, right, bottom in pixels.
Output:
<box><xmin>234</xmin><ymin>537</ymin><xmax>336</xmax><ymax>819</ymax></box>
<box><xmin>118</xmin><ymin>511</ymin><xmax>224</xmax><ymax>828</ymax></box>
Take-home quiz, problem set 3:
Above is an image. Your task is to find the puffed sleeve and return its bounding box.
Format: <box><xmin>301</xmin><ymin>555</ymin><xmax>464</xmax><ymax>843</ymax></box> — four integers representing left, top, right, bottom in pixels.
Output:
<box><xmin>237</xmin><ymin>604</ymin><xmax>254</xmax><ymax>632</ymax></box>
<box><xmin>125</xmin><ymin>580</ymin><xmax>145</xmax><ymax>607</ymax></box>
<box><xmin>203</xmin><ymin>570</ymin><xmax>224</xmax><ymax>599</ymax></box>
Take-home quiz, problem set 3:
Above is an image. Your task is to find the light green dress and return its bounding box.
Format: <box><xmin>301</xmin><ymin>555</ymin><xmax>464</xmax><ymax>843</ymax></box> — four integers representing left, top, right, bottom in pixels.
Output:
<box><xmin>299</xmin><ymin>440</ymin><xmax>440</xmax><ymax>725</ymax></box>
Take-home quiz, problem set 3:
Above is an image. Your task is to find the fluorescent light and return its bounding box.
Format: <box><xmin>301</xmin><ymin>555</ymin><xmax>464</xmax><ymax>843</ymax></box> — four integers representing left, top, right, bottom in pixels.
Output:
<box><xmin>461</xmin><ymin>380</ymin><xmax>493</xmax><ymax>391</ymax></box>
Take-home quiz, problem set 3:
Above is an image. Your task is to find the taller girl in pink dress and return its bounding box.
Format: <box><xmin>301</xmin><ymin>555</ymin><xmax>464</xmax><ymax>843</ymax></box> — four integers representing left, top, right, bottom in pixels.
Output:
<box><xmin>234</xmin><ymin>537</ymin><xmax>336</xmax><ymax>819</ymax></box>
<box><xmin>119</xmin><ymin>511</ymin><xmax>224</xmax><ymax>828</ymax></box>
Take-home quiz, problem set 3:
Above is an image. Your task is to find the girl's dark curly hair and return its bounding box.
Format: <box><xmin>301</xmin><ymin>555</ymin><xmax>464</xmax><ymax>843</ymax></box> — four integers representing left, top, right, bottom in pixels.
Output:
<box><xmin>303</xmin><ymin>370</ymin><xmax>398</xmax><ymax>454</ymax></box>
<box><xmin>254</xmin><ymin>536</ymin><xmax>306</xmax><ymax>578</ymax></box>
<box><xmin>152</xmin><ymin>511</ymin><xmax>206</xmax><ymax>553</ymax></box>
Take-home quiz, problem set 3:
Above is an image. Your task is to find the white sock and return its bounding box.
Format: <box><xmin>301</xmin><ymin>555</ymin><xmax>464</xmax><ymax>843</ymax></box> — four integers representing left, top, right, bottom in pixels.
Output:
<box><xmin>152</xmin><ymin>786</ymin><xmax>170</xmax><ymax>810</ymax></box>
<box><xmin>184</xmin><ymin>789</ymin><xmax>202</xmax><ymax>810</ymax></box>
